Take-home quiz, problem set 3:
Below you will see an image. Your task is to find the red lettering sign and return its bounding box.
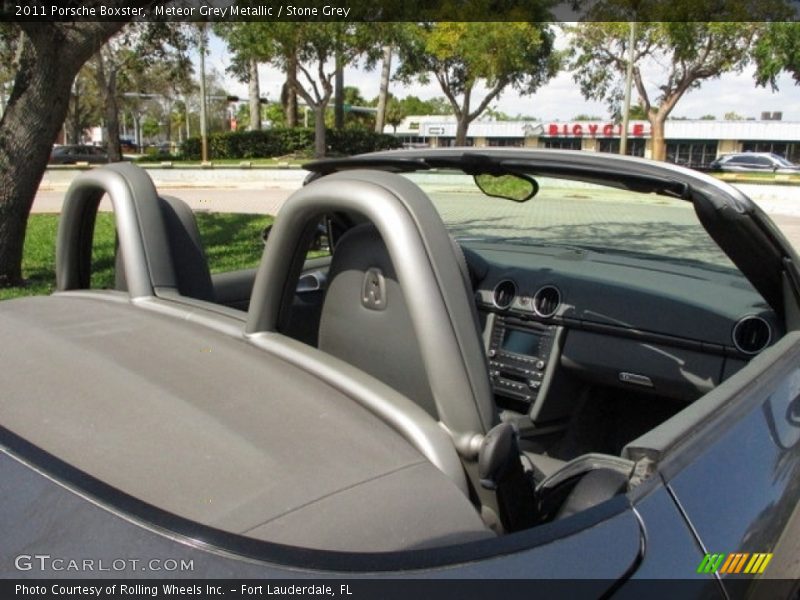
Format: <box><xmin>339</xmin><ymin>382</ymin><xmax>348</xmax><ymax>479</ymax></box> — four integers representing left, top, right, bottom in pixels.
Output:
<box><xmin>544</xmin><ymin>122</ymin><xmax>648</xmax><ymax>137</ymax></box>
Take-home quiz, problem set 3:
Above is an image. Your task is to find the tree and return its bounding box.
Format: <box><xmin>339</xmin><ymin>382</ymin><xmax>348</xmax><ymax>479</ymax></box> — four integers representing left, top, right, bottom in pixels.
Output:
<box><xmin>388</xmin><ymin>95</ymin><xmax>451</xmax><ymax>117</ymax></box>
<box><xmin>753</xmin><ymin>22</ymin><xmax>800</xmax><ymax>89</ymax></box>
<box><xmin>568</xmin><ymin>9</ymin><xmax>786</xmax><ymax>160</ymax></box>
<box><xmin>218</xmin><ymin>23</ymin><xmax>347</xmax><ymax>141</ymax></box>
<box><xmin>91</xmin><ymin>23</ymin><xmax>191</xmax><ymax>161</ymax></box>
<box><xmin>0</xmin><ymin>10</ymin><xmax>148</xmax><ymax>287</ymax></box>
<box><xmin>245</xmin><ymin>24</ymin><xmax>378</xmax><ymax>157</ymax></box>
<box><xmin>724</xmin><ymin>111</ymin><xmax>746</xmax><ymax>121</ymax></box>
<box><xmin>396</xmin><ymin>22</ymin><xmax>558</xmax><ymax>145</ymax></box>
<box><xmin>65</xmin><ymin>66</ymin><xmax>103</xmax><ymax>144</ymax></box>
<box><xmin>699</xmin><ymin>114</ymin><xmax>716</xmax><ymax>120</ymax></box>
<box><xmin>375</xmin><ymin>45</ymin><xmax>393</xmax><ymax>133</ymax></box>
<box><xmin>384</xmin><ymin>98</ymin><xmax>407</xmax><ymax>133</ymax></box>
<box><xmin>214</xmin><ymin>23</ymin><xmax>265</xmax><ymax>131</ymax></box>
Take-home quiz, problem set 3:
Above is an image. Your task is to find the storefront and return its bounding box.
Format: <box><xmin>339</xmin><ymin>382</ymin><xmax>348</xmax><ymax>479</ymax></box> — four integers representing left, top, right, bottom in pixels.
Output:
<box><xmin>393</xmin><ymin>116</ymin><xmax>800</xmax><ymax>165</ymax></box>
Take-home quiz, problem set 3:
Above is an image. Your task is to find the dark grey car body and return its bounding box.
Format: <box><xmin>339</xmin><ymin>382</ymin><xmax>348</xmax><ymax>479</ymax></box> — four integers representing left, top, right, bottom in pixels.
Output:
<box><xmin>49</xmin><ymin>144</ymin><xmax>110</xmax><ymax>165</ymax></box>
<box><xmin>1</xmin><ymin>149</ymin><xmax>799</xmax><ymax>596</ymax></box>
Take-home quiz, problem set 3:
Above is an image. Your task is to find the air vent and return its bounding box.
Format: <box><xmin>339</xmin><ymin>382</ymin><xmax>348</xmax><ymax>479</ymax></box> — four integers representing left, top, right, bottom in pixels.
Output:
<box><xmin>732</xmin><ymin>316</ymin><xmax>772</xmax><ymax>355</ymax></box>
<box><xmin>492</xmin><ymin>280</ymin><xmax>517</xmax><ymax>310</ymax></box>
<box><xmin>532</xmin><ymin>285</ymin><xmax>561</xmax><ymax>318</ymax></box>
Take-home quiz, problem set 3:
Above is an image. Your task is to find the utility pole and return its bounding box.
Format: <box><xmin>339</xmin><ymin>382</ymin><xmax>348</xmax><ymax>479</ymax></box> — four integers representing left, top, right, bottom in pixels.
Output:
<box><xmin>620</xmin><ymin>20</ymin><xmax>636</xmax><ymax>156</ymax></box>
<box><xmin>198</xmin><ymin>24</ymin><xmax>209</xmax><ymax>162</ymax></box>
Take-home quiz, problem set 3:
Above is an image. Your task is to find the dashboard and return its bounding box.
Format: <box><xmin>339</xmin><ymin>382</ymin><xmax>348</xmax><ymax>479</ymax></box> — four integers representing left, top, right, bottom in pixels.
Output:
<box><xmin>466</xmin><ymin>242</ymin><xmax>782</xmax><ymax>424</ymax></box>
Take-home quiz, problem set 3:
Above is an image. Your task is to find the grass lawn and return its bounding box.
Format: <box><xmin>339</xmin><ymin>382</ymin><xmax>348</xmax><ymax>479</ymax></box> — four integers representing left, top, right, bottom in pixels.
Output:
<box><xmin>0</xmin><ymin>212</ymin><xmax>274</xmax><ymax>302</ymax></box>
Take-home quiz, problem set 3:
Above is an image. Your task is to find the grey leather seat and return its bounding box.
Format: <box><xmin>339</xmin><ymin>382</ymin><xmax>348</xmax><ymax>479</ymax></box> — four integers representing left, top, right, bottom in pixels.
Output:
<box><xmin>115</xmin><ymin>195</ymin><xmax>215</xmax><ymax>302</ymax></box>
<box><xmin>319</xmin><ymin>223</ymin><xmax>440</xmax><ymax>418</ymax></box>
<box><xmin>248</xmin><ymin>170</ymin><xmax>499</xmax><ymax>447</ymax></box>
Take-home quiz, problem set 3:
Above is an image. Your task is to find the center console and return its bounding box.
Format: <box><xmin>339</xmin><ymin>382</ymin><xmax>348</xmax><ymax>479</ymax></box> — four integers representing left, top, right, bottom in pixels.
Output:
<box><xmin>488</xmin><ymin>315</ymin><xmax>557</xmax><ymax>409</ymax></box>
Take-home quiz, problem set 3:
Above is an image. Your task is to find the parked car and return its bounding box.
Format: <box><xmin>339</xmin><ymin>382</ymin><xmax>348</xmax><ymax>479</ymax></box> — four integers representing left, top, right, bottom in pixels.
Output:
<box><xmin>709</xmin><ymin>152</ymin><xmax>800</xmax><ymax>173</ymax></box>
<box><xmin>49</xmin><ymin>144</ymin><xmax>110</xmax><ymax>165</ymax></box>
<box><xmin>1</xmin><ymin>149</ymin><xmax>799</xmax><ymax>593</ymax></box>
<box><xmin>119</xmin><ymin>138</ymin><xmax>138</xmax><ymax>153</ymax></box>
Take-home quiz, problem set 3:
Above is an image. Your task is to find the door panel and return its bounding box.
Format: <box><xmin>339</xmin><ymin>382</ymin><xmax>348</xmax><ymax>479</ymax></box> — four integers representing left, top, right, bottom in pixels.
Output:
<box><xmin>663</xmin><ymin>336</ymin><xmax>800</xmax><ymax>588</ymax></box>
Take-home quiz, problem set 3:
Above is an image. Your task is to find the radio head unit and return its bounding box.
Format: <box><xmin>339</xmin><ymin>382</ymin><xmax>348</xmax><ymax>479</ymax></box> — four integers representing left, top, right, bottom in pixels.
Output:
<box><xmin>488</xmin><ymin>316</ymin><xmax>557</xmax><ymax>409</ymax></box>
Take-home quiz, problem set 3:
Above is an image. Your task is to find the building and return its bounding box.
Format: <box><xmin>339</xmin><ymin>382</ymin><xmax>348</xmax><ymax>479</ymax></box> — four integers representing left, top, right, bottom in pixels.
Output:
<box><xmin>393</xmin><ymin>115</ymin><xmax>800</xmax><ymax>166</ymax></box>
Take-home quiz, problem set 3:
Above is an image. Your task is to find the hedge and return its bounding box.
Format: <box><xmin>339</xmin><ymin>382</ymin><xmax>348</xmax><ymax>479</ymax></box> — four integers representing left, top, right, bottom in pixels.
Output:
<box><xmin>181</xmin><ymin>127</ymin><xmax>401</xmax><ymax>160</ymax></box>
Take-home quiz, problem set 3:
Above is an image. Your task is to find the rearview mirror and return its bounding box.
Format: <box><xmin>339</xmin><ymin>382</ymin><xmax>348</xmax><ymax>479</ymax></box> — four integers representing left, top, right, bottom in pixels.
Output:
<box><xmin>474</xmin><ymin>173</ymin><xmax>538</xmax><ymax>202</ymax></box>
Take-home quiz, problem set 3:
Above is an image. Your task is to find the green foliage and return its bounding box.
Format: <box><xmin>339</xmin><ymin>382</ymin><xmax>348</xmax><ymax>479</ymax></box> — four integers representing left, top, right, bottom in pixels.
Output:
<box><xmin>394</xmin><ymin>21</ymin><xmax>557</xmax><ymax>141</ymax></box>
<box><xmin>326</xmin><ymin>127</ymin><xmax>401</xmax><ymax>156</ymax></box>
<box><xmin>396</xmin><ymin>22</ymin><xmax>558</xmax><ymax>115</ymax></box>
<box><xmin>384</xmin><ymin>98</ymin><xmax>407</xmax><ymax>132</ymax></box>
<box><xmin>180</xmin><ymin>127</ymin><xmax>400</xmax><ymax>160</ymax></box>
<box><xmin>753</xmin><ymin>22</ymin><xmax>800</xmax><ymax>90</ymax></box>
<box><xmin>0</xmin><ymin>212</ymin><xmax>275</xmax><ymax>301</ymax></box>
<box><xmin>568</xmin><ymin>20</ymin><xmax>767</xmax><ymax>119</ymax></box>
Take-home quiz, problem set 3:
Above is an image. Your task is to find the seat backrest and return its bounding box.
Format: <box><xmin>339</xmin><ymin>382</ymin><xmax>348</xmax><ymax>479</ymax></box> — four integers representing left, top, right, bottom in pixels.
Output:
<box><xmin>157</xmin><ymin>195</ymin><xmax>215</xmax><ymax>302</ymax></box>
<box><xmin>318</xmin><ymin>223</ymin><xmax>438</xmax><ymax>418</ymax></box>
<box><xmin>114</xmin><ymin>195</ymin><xmax>215</xmax><ymax>303</ymax></box>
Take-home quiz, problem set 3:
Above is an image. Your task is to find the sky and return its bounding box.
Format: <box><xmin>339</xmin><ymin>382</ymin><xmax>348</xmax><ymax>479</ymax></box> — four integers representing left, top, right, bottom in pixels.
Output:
<box><xmin>204</xmin><ymin>27</ymin><xmax>800</xmax><ymax>123</ymax></box>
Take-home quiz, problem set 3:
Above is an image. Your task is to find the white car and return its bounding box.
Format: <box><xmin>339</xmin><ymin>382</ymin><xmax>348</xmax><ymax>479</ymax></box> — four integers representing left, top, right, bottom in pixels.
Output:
<box><xmin>709</xmin><ymin>152</ymin><xmax>800</xmax><ymax>173</ymax></box>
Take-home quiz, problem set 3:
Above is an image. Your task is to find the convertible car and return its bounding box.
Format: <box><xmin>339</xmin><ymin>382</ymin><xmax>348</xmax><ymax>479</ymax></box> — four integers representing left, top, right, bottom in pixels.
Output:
<box><xmin>1</xmin><ymin>149</ymin><xmax>799</xmax><ymax>595</ymax></box>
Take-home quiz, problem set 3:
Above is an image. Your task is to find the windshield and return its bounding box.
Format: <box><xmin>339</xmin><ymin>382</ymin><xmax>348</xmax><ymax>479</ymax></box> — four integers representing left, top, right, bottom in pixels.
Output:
<box><xmin>772</xmin><ymin>154</ymin><xmax>796</xmax><ymax>167</ymax></box>
<box><xmin>401</xmin><ymin>171</ymin><xmax>738</xmax><ymax>271</ymax></box>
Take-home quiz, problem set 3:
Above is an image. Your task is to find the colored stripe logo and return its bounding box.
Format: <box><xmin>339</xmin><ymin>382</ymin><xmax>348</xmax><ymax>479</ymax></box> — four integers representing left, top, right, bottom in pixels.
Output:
<box><xmin>697</xmin><ymin>553</ymin><xmax>773</xmax><ymax>574</ymax></box>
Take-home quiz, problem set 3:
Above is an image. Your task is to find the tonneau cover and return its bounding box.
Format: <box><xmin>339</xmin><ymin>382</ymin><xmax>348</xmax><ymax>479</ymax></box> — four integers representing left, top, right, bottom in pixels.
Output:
<box><xmin>0</xmin><ymin>295</ymin><xmax>490</xmax><ymax>551</ymax></box>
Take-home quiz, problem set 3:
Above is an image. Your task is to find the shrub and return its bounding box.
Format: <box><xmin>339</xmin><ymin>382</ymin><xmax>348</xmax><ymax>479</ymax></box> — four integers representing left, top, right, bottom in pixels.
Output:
<box><xmin>180</xmin><ymin>127</ymin><xmax>401</xmax><ymax>160</ymax></box>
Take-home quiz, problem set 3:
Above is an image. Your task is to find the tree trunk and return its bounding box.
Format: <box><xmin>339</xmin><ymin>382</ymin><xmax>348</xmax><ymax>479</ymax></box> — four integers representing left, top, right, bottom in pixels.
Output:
<box><xmin>184</xmin><ymin>100</ymin><xmax>191</xmax><ymax>140</ymax></box>
<box><xmin>163</xmin><ymin>100</ymin><xmax>173</xmax><ymax>145</ymax></box>
<box><xmin>285</xmin><ymin>52</ymin><xmax>298</xmax><ymax>128</ymax></box>
<box><xmin>455</xmin><ymin>117</ymin><xmax>469</xmax><ymax>146</ymax></box>
<box><xmin>104</xmin><ymin>72</ymin><xmax>122</xmax><ymax>162</ymax></box>
<box><xmin>313</xmin><ymin>104</ymin><xmax>326</xmax><ymax>158</ymax></box>
<box><xmin>334</xmin><ymin>52</ymin><xmax>344</xmax><ymax>130</ymax></box>
<box><xmin>248</xmin><ymin>57</ymin><xmax>261</xmax><ymax>131</ymax></box>
<box><xmin>68</xmin><ymin>92</ymin><xmax>82</xmax><ymax>144</ymax></box>
<box><xmin>649</xmin><ymin>114</ymin><xmax>666</xmax><ymax>161</ymax></box>
<box><xmin>374</xmin><ymin>46</ymin><xmax>392</xmax><ymax>134</ymax></box>
<box><xmin>94</xmin><ymin>51</ymin><xmax>122</xmax><ymax>162</ymax></box>
<box><xmin>0</xmin><ymin>23</ymin><xmax>123</xmax><ymax>286</ymax></box>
